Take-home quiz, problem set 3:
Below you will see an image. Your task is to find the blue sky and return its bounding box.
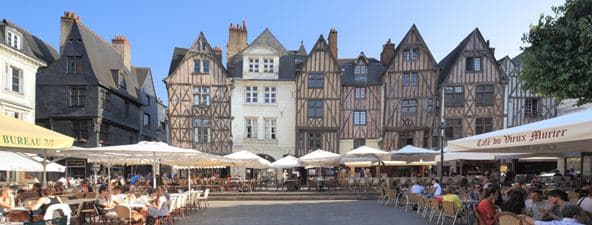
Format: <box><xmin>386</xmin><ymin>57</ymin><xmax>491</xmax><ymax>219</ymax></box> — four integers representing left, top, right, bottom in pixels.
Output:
<box><xmin>4</xmin><ymin>0</ymin><xmax>563</xmax><ymax>104</ymax></box>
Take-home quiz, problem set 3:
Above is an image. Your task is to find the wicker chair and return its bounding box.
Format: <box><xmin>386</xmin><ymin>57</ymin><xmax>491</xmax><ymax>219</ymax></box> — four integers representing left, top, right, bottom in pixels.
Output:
<box><xmin>384</xmin><ymin>189</ymin><xmax>398</xmax><ymax>207</ymax></box>
<box><xmin>404</xmin><ymin>193</ymin><xmax>418</xmax><ymax>212</ymax></box>
<box><xmin>429</xmin><ymin>198</ymin><xmax>442</xmax><ymax>224</ymax></box>
<box><xmin>495</xmin><ymin>212</ymin><xmax>523</xmax><ymax>225</ymax></box>
<box><xmin>440</xmin><ymin>200</ymin><xmax>460</xmax><ymax>225</ymax></box>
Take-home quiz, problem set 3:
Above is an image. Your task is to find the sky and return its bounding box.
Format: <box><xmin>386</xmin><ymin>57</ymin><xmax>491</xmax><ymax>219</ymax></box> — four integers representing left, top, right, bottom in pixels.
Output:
<box><xmin>3</xmin><ymin>0</ymin><xmax>564</xmax><ymax>105</ymax></box>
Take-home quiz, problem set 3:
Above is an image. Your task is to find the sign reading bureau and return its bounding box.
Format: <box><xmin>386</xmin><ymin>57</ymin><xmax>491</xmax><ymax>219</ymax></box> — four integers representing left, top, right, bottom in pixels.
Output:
<box><xmin>2</xmin><ymin>135</ymin><xmax>56</xmax><ymax>148</ymax></box>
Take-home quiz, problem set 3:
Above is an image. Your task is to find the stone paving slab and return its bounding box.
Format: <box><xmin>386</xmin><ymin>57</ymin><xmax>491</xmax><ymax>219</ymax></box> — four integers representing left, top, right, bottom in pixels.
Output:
<box><xmin>177</xmin><ymin>200</ymin><xmax>434</xmax><ymax>225</ymax></box>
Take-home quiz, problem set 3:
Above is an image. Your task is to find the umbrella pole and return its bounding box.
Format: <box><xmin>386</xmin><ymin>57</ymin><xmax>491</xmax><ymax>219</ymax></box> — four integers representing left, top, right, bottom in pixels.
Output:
<box><xmin>43</xmin><ymin>149</ymin><xmax>48</xmax><ymax>187</ymax></box>
<box><xmin>188</xmin><ymin>168</ymin><xmax>192</xmax><ymax>191</ymax></box>
<box><xmin>153</xmin><ymin>152</ymin><xmax>157</xmax><ymax>189</ymax></box>
<box><xmin>108</xmin><ymin>165</ymin><xmax>111</xmax><ymax>189</ymax></box>
<box><xmin>6</xmin><ymin>171</ymin><xmax>9</xmax><ymax>184</ymax></box>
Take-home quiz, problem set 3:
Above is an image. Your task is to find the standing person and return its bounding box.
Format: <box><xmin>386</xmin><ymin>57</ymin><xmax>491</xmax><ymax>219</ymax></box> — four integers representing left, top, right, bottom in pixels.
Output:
<box><xmin>525</xmin><ymin>189</ymin><xmax>549</xmax><ymax>220</ymax></box>
<box><xmin>478</xmin><ymin>187</ymin><xmax>500</xmax><ymax>225</ymax></box>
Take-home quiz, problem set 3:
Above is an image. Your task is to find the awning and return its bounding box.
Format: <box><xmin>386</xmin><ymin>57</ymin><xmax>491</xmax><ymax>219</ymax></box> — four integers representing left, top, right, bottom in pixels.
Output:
<box><xmin>448</xmin><ymin>109</ymin><xmax>592</xmax><ymax>153</ymax></box>
<box><xmin>0</xmin><ymin>115</ymin><xmax>74</xmax><ymax>150</ymax></box>
<box><xmin>0</xmin><ymin>151</ymin><xmax>65</xmax><ymax>172</ymax></box>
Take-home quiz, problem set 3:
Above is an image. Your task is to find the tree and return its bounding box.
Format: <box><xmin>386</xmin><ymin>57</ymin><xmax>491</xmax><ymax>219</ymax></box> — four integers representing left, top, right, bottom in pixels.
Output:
<box><xmin>520</xmin><ymin>0</ymin><xmax>592</xmax><ymax>106</ymax></box>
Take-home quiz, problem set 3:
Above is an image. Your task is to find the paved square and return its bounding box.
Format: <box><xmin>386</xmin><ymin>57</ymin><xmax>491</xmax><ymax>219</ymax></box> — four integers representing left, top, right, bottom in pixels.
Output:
<box><xmin>179</xmin><ymin>200</ymin><xmax>434</xmax><ymax>225</ymax></box>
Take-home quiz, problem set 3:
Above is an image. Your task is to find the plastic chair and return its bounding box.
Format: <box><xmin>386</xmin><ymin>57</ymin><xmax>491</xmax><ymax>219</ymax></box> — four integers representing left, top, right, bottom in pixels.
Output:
<box><xmin>197</xmin><ymin>189</ymin><xmax>210</xmax><ymax>208</ymax></box>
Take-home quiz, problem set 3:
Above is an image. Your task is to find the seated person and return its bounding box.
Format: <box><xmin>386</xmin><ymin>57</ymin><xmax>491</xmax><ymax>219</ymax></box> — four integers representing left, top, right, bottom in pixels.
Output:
<box><xmin>525</xmin><ymin>189</ymin><xmax>548</xmax><ymax>220</ymax></box>
<box><xmin>442</xmin><ymin>185</ymin><xmax>462</xmax><ymax>210</ymax></box>
<box><xmin>478</xmin><ymin>187</ymin><xmax>500</xmax><ymax>225</ymax></box>
<box><xmin>146</xmin><ymin>187</ymin><xmax>169</xmax><ymax>225</ymax></box>
<box><xmin>79</xmin><ymin>181</ymin><xmax>93</xmax><ymax>193</ymax></box>
<box><xmin>95</xmin><ymin>187</ymin><xmax>117</xmax><ymax>219</ymax></box>
<box><xmin>410</xmin><ymin>182</ymin><xmax>426</xmax><ymax>194</ymax></box>
<box><xmin>468</xmin><ymin>184</ymin><xmax>482</xmax><ymax>201</ymax></box>
<box><xmin>110</xmin><ymin>187</ymin><xmax>126</xmax><ymax>205</ymax></box>
<box><xmin>27</xmin><ymin>189</ymin><xmax>62</xmax><ymax>221</ymax></box>
<box><xmin>501</xmin><ymin>189</ymin><xmax>526</xmax><ymax>214</ymax></box>
<box><xmin>0</xmin><ymin>188</ymin><xmax>14</xmax><ymax>214</ymax></box>
<box><xmin>520</xmin><ymin>204</ymin><xmax>587</xmax><ymax>225</ymax></box>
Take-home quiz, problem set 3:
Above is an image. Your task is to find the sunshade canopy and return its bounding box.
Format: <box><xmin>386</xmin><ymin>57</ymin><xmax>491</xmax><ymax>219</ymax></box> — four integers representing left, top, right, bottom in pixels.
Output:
<box><xmin>448</xmin><ymin>109</ymin><xmax>592</xmax><ymax>153</ymax></box>
<box><xmin>0</xmin><ymin>151</ymin><xmax>65</xmax><ymax>172</ymax></box>
<box><xmin>0</xmin><ymin>115</ymin><xmax>74</xmax><ymax>150</ymax></box>
<box><xmin>298</xmin><ymin>149</ymin><xmax>341</xmax><ymax>167</ymax></box>
<box><xmin>225</xmin><ymin>150</ymin><xmax>271</xmax><ymax>169</ymax></box>
<box><xmin>270</xmin><ymin>155</ymin><xmax>302</xmax><ymax>169</ymax></box>
<box><xmin>392</xmin><ymin>145</ymin><xmax>440</xmax><ymax>155</ymax></box>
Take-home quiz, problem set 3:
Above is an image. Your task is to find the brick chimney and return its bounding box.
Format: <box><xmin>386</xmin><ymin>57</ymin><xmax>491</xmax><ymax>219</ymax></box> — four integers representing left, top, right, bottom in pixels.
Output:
<box><xmin>328</xmin><ymin>28</ymin><xmax>338</xmax><ymax>58</ymax></box>
<box><xmin>60</xmin><ymin>11</ymin><xmax>80</xmax><ymax>53</ymax></box>
<box><xmin>380</xmin><ymin>38</ymin><xmax>395</xmax><ymax>66</ymax></box>
<box><xmin>213</xmin><ymin>46</ymin><xmax>222</xmax><ymax>63</ymax></box>
<box><xmin>226</xmin><ymin>21</ymin><xmax>248</xmax><ymax>67</ymax></box>
<box><xmin>112</xmin><ymin>35</ymin><xmax>132</xmax><ymax>71</ymax></box>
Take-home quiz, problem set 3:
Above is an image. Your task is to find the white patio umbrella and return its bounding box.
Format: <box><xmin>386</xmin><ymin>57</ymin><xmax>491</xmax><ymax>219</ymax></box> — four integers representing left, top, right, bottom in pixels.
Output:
<box><xmin>270</xmin><ymin>155</ymin><xmax>302</xmax><ymax>169</ymax></box>
<box><xmin>0</xmin><ymin>151</ymin><xmax>65</xmax><ymax>172</ymax></box>
<box><xmin>225</xmin><ymin>150</ymin><xmax>271</xmax><ymax>169</ymax></box>
<box><xmin>298</xmin><ymin>149</ymin><xmax>341</xmax><ymax>167</ymax></box>
<box><xmin>391</xmin><ymin>145</ymin><xmax>439</xmax><ymax>162</ymax></box>
<box><xmin>342</xmin><ymin>145</ymin><xmax>390</xmax><ymax>163</ymax></box>
<box><xmin>448</xmin><ymin>108</ymin><xmax>592</xmax><ymax>153</ymax></box>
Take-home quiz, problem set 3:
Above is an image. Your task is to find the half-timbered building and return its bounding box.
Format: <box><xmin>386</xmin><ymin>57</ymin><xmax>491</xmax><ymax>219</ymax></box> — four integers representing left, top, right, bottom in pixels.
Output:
<box><xmin>438</xmin><ymin>28</ymin><xmax>505</xmax><ymax>144</ymax></box>
<box><xmin>295</xmin><ymin>31</ymin><xmax>341</xmax><ymax>156</ymax></box>
<box><xmin>164</xmin><ymin>32</ymin><xmax>232</xmax><ymax>154</ymax></box>
<box><xmin>338</xmin><ymin>53</ymin><xmax>383</xmax><ymax>152</ymax></box>
<box><xmin>499</xmin><ymin>54</ymin><xmax>557</xmax><ymax>128</ymax></box>
<box><xmin>381</xmin><ymin>25</ymin><xmax>439</xmax><ymax>150</ymax></box>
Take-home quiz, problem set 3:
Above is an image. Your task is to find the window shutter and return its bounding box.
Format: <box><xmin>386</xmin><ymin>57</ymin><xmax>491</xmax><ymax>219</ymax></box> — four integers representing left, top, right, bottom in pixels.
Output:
<box><xmin>4</xmin><ymin>64</ymin><xmax>9</xmax><ymax>91</ymax></box>
<box><xmin>19</xmin><ymin>69</ymin><xmax>24</xmax><ymax>94</ymax></box>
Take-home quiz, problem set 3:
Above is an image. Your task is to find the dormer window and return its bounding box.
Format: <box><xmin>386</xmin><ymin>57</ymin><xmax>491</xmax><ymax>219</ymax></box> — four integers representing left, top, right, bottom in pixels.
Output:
<box><xmin>6</xmin><ymin>30</ymin><xmax>22</xmax><ymax>50</ymax></box>
<box><xmin>118</xmin><ymin>73</ymin><xmax>127</xmax><ymax>89</ymax></box>
<box><xmin>263</xmin><ymin>58</ymin><xmax>274</xmax><ymax>73</ymax></box>
<box><xmin>248</xmin><ymin>58</ymin><xmax>260</xmax><ymax>72</ymax></box>
<box><xmin>354</xmin><ymin>63</ymin><xmax>367</xmax><ymax>82</ymax></box>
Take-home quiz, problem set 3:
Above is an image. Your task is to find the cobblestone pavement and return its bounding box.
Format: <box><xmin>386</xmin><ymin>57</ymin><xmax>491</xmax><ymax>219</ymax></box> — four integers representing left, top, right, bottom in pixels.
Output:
<box><xmin>177</xmin><ymin>200</ymin><xmax>434</xmax><ymax>225</ymax></box>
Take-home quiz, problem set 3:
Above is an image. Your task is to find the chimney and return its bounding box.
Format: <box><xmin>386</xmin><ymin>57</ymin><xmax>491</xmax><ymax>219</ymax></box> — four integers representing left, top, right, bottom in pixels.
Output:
<box><xmin>380</xmin><ymin>38</ymin><xmax>395</xmax><ymax>66</ymax></box>
<box><xmin>226</xmin><ymin>21</ymin><xmax>248</xmax><ymax>67</ymax></box>
<box><xmin>60</xmin><ymin>11</ymin><xmax>80</xmax><ymax>53</ymax></box>
<box><xmin>213</xmin><ymin>46</ymin><xmax>222</xmax><ymax>63</ymax></box>
<box><xmin>328</xmin><ymin>28</ymin><xmax>338</xmax><ymax>58</ymax></box>
<box><xmin>112</xmin><ymin>35</ymin><xmax>132</xmax><ymax>71</ymax></box>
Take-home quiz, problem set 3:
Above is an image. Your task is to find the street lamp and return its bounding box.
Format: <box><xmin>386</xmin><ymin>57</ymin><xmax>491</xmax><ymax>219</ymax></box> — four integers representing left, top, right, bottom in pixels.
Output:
<box><xmin>438</xmin><ymin>85</ymin><xmax>446</xmax><ymax>183</ymax></box>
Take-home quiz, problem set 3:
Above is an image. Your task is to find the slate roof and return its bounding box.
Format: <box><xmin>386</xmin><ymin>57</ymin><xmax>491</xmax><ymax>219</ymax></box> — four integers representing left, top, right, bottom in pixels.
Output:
<box><xmin>512</xmin><ymin>52</ymin><xmax>523</xmax><ymax>66</ymax></box>
<box><xmin>70</xmin><ymin>21</ymin><xmax>142</xmax><ymax>102</ymax></box>
<box><xmin>0</xmin><ymin>19</ymin><xmax>58</xmax><ymax>64</ymax></box>
<box><xmin>135</xmin><ymin>67</ymin><xmax>150</xmax><ymax>86</ymax></box>
<box><xmin>168</xmin><ymin>47</ymin><xmax>188</xmax><ymax>75</ymax></box>
<box><xmin>437</xmin><ymin>29</ymin><xmax>478</xmax><ymax>86</ymax></box>
<box><xmin>338</xmin><ymin>54</ymin><xmax>384</xmax><ymax>86</ymax></box>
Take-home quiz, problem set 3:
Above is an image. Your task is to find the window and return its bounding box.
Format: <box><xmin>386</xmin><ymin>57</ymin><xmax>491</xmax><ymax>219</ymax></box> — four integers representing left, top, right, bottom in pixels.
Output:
<box><xmin>445</xmin><ymin>86</ymin><xmax>464</xmax><ymax>107</ymax></box>
<box><xmin>263</xmin><ymin>58</ymin><xmax>274</xmax><ymax>73</ymax></box>
<box><xmin>445</xmin><ymin>118</ymin><xmax>463</xmax><ymax>140</ymax></box>
<box><xmin>124</xmin><ymin>101</ymin><xmax>130</xmax><ymax>119</ymax></box>
<box><xmin>118</xmin><ymin>74</ymin><xmax>126</xmax><ymax>89</ymax></box>
<box><xmin>72</xmin><ymin>120</ymin><xmax>89</xmax><ymax>143</ymax></box>
<box><xmin>9</xmin><ymin>66</ymin><xmax>23</xmax><ymax>93</ymax></box>
<box><xmin>402</xmin><ymin>72</ymin><xmax>418</xmax><ymax>86</ymax></box>
<box><xmin>69</xmin><ymin>87</ymin><xmax>85</xmax><ymax>107</ymax></box>
<box><xmin>399</xmin><ymin>131</ymin><xmax>414</xmax><ymax>148</ymax></box>
<box><xmin>146</xmin><ymin>95</ymin><xmax>151</xmax><ymax>106</ymax></box>
<box><xmin>525</xmin><ymin>98</ymin><xmax>540</xmax><ymax>117</ymax></box>
<box><xmin>193</xmin><ymin>86</ymin><xmax>210</xmax><ymax>106</ymax></box>
<box><xmin>5</xmin><ymin>111</ymin><xmax>20</xmax><ymax>119</ymax></box>
<box><xmin>143</xmin><ymin>113</ymin><xmax>150</xmax><ymax>127</ymax></box>
<box><xmin>466</xmin><ymin>57</ymin><xmax>482</xmax><ymax>72</ymax></box>
<box><xmin>6</xmin><ymin>31</ymin><xmax>21</xmax><ymax>49</ymax></box>
<box><xmin>353</xmin><ymin>139</ymin><xmax>366</xmax><ymax>149</ymax></box>
<box><xmin>427</xmin><ymin>98</ymin><xmax>434</xmax><ymax>113</ymax></box>
<box><xmin>308</xmin><ymin>132</ymin><xmax>322</xmax><ymax>150</ymax></box>
<box><xmin>203</xmin><ymin>60</ymin><xmax>210</xmax><ymax>73</ymax></box>
<box><xmin>264</xmin><ymin>87</ymin><xmax>276</xmax><ymax>103</ymax></box>
<box><xmin>476</xmin><ymin>118</ymin><xmax>493</xmax><ymax>134</ymax></box>
<box><xmin>194</xmin><ymin>59</ymin><xmax>201</xmax><ymax>73</ymax></box>
<box><xmin>99</xmin><ymin>123</ymin><xmax>109</xmax><ymax>145</ymax></box>
<box><xmin>245</xmin><ymin>86</ymin><xmax>258</xmax><ymax>103</ymax></box>
<box><xmin>403</xmin><ymin>49</ymin><xmax>418</xmax><ymax>61</ymax></box>
<box><xmin>264</xmin><ymin>119</ymin><xmax>277</xmax><ymax>140</ymax></box>
<box><xmin>246</xmin><ymin>118</ymin><xmax>257</xmax><ymax>139</ymax></box>
<box><xmin>308</xmin><ymin>73</ymin><xmax>324</xmax><ymax>89</ymax></box>
<box><xmin>193</xmin><ymin>118</ymin><xmax>211</xmax><ymax>144</ymax></box>
<box><xmin>248</xmin><ymin>58</ymin><xmax>260</xmax><ymax>72</ymax></box>
<box><xmin>307</xmin><ymin>99</ymin><xmax>323</xmax><ymax>118</ymax></box>
<box><xmin>475</xmin><ymin>85</ymin><xmax>494</xmax><ymax>106</ymax></box>
<box><xmin>423</xmin><ymin>130</ymin><xmax>430</xmax><ymax>148</ymax></box>
<box><xmin>354</xmin><ymin>87</ymin><xmax>366</xmax><ymax>99</ymax></box>
<box><xmin>66</xmin><ymin>56</ymin><xmax>83</xmax><ymax>74</ymax></box>
<box><xmin>401</xmin><ymin>99</ymin><xmax>417</xmax><ymax>114</ymax></box>
<box><xmin>354</xmin><ymin>64</ymin><xmax>367</xmax><ymax>81</ymax></box>
<box><xmin>353</xmin><ymin>110</ymin><xmax>366</xmax><ymax>125</ymax></box>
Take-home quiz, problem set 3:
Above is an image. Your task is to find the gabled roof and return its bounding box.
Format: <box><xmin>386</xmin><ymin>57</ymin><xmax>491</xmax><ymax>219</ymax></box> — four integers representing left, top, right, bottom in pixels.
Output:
<box><xmin>165</xmin><ymin>32</ymin><xmax>228</xmax><ymax>80</ymax></box>
<box><xmin>305</xmin><ymin>35</ymin><xmax>341</xmax><ymax>69</ymax></box>
<box><xmin>296</xmin><ymin>41</ymin><xmax>307</xmax><ymax>56</ymax></box>
<box><xmin>338</xmin><ymin>53</ymin><xmax>384</xmax><ymax>85</ymax></box>
<box><xmin>0</xmin><ymin>19</ymin><xmax>58</xmax><ymax>64</ymax></box>
<box><xmin>512</xmin><ymin>52</ymin><xmax>523</xmax><ymax>66</ymax></box>
<box><xmin>68</xmin><ymin>21</ymin><xmax>141</xmax><ymax>102</ymax></box>
<box><xmin>244</xmin><ymin>28</ymin><xmax>288</xmax><ymax>56</ymax></box>
<box><xmin>389</xmin><ymin>25</ymin><xmax>437</xmax><ymax>69</ymax></box>
<box><xmin>438</xmin><ymin>28</ymin><xmax>499</xmax><ymax>86</ymax></box>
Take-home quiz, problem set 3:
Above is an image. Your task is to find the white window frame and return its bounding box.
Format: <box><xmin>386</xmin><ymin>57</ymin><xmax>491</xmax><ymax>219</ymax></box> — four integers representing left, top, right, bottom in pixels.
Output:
<box><xmin>193</xmin><ymin>86</ymin><xmax>211</xmax><ymax>106</ymax></box>
<box><xmin>7</xmin><ymin>65</ymin><xmax>23</xmax><ymax>94</ymax></box>
<box><xmin>263</xmin><ymin>58</ymin><xmax>274</xmax><ymax>73</ymax></box>
<box><xmin>6</xmin><ymin>31</ymin><xmax>22</xmax><ymax>50</ymax></box>
<box><xmin>245</xmin><ymin>86</ymin><xmax>258</xmax><ymax>103</ymax></box>
<box><xmin>264</xmin><ymin>119</ymin><xmax>277</xmax><ymax>140</ymax></box>
<box><xmin>353</xmin><ymin>110</ymin><xmax>367</xmax><ymax>125</ymax></box>
<box><xmin>264</xmin><ymin>87</ymin><xmax>276</xmax><ymax>103</ymax></box>
<box><xmin>248</xmin><ymin>58</ymin><xmax>260</xmax><ymax>73</ymax></box>
<box><xmin>246</xmin><ymin>118</ymin><xmax>257</xmax><ymax>139</ymax></box>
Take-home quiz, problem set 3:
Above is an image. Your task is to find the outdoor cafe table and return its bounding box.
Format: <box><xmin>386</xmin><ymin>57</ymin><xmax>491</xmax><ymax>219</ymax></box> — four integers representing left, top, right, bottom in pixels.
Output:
<box><xmin>64</xmin><ymin>198</ymin><xmax>95</xmax><ymax>206</ymax></box>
